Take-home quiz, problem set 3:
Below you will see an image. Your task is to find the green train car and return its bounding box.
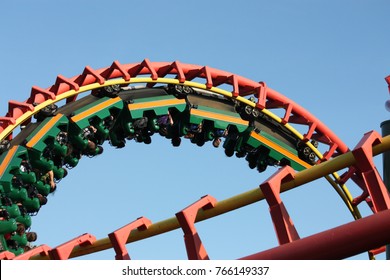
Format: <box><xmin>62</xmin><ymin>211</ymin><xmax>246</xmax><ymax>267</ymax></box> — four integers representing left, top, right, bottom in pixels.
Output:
<box><xmin>0</xmin><ymin>83</ymin><xmax>316</xmax><ymax>257</ymax></box>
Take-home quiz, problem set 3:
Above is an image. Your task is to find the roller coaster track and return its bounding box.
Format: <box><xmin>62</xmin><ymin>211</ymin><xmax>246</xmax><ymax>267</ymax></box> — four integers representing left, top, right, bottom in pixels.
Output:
<box><xmin>0</xmin><ymin>59</ymin><xmax>389</xmax><ymax>260</ymax></box>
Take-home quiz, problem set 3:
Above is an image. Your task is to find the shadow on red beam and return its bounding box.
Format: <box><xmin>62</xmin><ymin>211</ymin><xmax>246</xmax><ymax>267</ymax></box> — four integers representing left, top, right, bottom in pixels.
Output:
<box><xmin>239</xmin><ymin>209</ymin><xmax>390</xmax><ymax>260</ymax></box>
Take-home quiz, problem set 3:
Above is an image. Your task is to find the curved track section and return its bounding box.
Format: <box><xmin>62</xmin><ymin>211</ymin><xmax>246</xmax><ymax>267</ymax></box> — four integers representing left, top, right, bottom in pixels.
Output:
<box><xmin>0</xmin><ymin>60</ymin><xmax>388</xmax><ymax>259</ymax></box>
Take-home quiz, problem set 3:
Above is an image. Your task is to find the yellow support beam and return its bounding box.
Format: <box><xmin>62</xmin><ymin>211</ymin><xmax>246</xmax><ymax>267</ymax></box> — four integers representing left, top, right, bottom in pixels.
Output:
<box><xmin>31</xmin><ymin>134</ymin><xmax>390</xmax><ymax>260</ymax></box>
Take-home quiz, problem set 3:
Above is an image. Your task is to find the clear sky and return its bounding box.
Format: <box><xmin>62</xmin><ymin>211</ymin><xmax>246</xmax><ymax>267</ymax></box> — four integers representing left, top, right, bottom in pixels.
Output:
<box><xmin>0</xmin><ymin>0</ymin><xmax>389</xmax><ymax>260</ymax></box>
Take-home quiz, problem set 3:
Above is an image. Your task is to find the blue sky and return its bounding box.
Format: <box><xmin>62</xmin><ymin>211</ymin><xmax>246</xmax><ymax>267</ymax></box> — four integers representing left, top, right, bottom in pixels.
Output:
<box><xmin>0</xmin><ymin>0</ymin><xmax>389</xmax><ymax>260</ymax></box>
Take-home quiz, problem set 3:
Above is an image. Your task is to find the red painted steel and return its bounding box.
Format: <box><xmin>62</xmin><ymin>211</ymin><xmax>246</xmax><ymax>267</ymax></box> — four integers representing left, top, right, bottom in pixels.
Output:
<box><xmin>28</xmin><ymin>86</ymin><xmax>56</xmax><ymax>103</ymax></box>
<box><xmin>260</xmin><ymin>166</ymin><xmax>300</xmax><ymax>245</ymax></box>
<box><xmin>370</xmin><ymin>246</ymin><xmax>386</xmax><ymax>256</ymax></box>
<box><xmin>12</xmin><ymin>245</ymin><xmax>51</xmax><ymax>260</ymax></box>
<box><xmin>239</xmin><ymin>209</ymin><xmax>390</xmax><ymax>260</ymax></box>
<box><xmin>6</xmin><ymin>100</ymin><xmax>34</xmax><ymax>119</ymax></box>
<box><xmin>254</xmin><ymin>82</ymin><xmax>267</xmax><ymax>109</ymax></box>
<box><xmin>0</xmin><ymin>116</ymin><xmax>16</xmax><ymax>130</ymax></box>
<box><xmin>108</xmin><ymin>217</ymin><xmax>152</xmax><ymax>260</ymax></box>
<box><xmin>175</xmin><ymin>195</ymin><xmax>217</xmax><ymax>260</ymax></box>
<box><xmin>337</xmin><ymin>131</ymin><xmax>390</xmax><ymax>212</ymax></box>
<box><xmin>352</xmin><ymin>131</ymin><xmax>390</xmax><ymax>212</ymax></box>
<box><xmin>48</xmin><ymin>233</ymin><xmax>96</xmax><ymax>260</ymax></box>
<box><xmin>0</xmin><ymin>250</ymin><xmax>15</xmax><ymax>260</ymax></box>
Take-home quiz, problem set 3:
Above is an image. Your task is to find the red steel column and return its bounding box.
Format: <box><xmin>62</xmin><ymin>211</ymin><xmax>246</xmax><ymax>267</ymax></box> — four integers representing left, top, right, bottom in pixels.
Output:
<box><xmin>108</xmin><ymin>216</ymin><xmax>152</xmax><ymax>260</ymax></box>
<box><xmin>260</xmin><ymin>166</ymin><xmax>300</xmax><ymax>244</ymax></box>
<box><xmin>351</xmin><ymin>131</ymin><xmax>390</xmax><ymax>212</ymax></box>
<box><xmin>176</xmin><ymin>195</ymin><xmax>217</xmax><ymax>260</ymax></box>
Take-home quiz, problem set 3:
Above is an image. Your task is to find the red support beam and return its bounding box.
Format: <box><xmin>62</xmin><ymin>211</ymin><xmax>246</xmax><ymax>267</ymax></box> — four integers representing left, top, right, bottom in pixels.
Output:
<box><xmin>77</xmin><ymin>66</ymin><xmax>105</xmax><ymax>86</ymax></box>
<box><xmin>29</xmin><ymin>86</ymin><xmax>56</xmax><ymax>104</ymax></box>
<box><xmin>260</xmin><ymin>166</ymin><xmax>300</xmax><ymax>245</ymax></box>
<box><xmin>352</xmin><ymin>131</ymin><xmax>390</xmax><ymax>212</ymax></box>
<box><xmin>255</xmin><ymin>82</ymin><xmax>267</xmax><ymax>110</ymax></box>
<box><xmin>54</xmin><ymin>74</ymin><xmax>80</xmax><ymax>92</ymax></box>
<box><xmin>0</xmin><ymin>251</ymin><xmax>15</xmax><ymax>260</ymax></box>
<box><xmin>48</xmin><ymin>233</ymin><xmax>96</xmax><ymax>260</ymax></box>
<box><xmin>12</xmin><ymin>245</ymin><xmax>51</xmax><ymax>260</ymax></box>
<box><xmin>175</xmin><ymin>195</ymin><xmax>217</xmax><ymax>260</ymax></box>
<box><xmin>239</xmin><ymin>209</ymin><xmax>390</xmax><ymax>260</ymax></box>
<box><xmin>202</xmin><ymin>66</ymin><xmax>214</xmax><ymax>89</ymax></box>
<box><xmin>6</xmin><ymin>100</ymin><xmax>34</xmax><ymax>119</ymax></box>
<box><xmin>108</xmin><ymin>216</ymin><xmax>152</xmax><ymax>260</ymax></box>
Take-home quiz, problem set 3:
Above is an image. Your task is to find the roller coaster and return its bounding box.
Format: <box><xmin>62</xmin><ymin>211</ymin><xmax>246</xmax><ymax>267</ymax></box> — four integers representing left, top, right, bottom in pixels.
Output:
<box><xmin>0</xmin><ymin>59</ymin><xmax>389</xmax><ymax>260</ymax></box>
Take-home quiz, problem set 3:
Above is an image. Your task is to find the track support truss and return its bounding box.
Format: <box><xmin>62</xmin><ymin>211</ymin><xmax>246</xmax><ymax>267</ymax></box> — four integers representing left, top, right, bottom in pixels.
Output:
<box><xmin>176</xmin><ymin>195</ymin><xmax>217</xmax><ymax>260</ymax></box>
<box><xmin>260</xmin><ymin>166</ymin><xmax>300</xmax><ymax>245</ymax></box>
<box><xmin>108</xmin><ymin>217</ymin><xmax>152</xmax><ymax>260</ymax></box>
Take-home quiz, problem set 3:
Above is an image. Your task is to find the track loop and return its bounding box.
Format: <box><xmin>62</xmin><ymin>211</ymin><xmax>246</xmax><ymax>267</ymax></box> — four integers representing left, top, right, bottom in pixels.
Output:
<box><xmin>0</xmin><ymin>59</ymin><xmax>350</xmax><ymax>161</ymax></box>
<box><xmin>0</xmin><ymin>59</ymin><xmax>387</xmax><ymax>260</ymax></box>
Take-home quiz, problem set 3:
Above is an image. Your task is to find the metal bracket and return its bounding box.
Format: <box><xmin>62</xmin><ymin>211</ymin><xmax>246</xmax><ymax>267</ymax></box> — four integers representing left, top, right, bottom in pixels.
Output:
<box><xmin>351</xmin><ymin>130</ymin><xmax>390</xmax><ymax>212</ymax></box>
<box><xmin>13</xmin><ymin>244</ymin><xmax>51</xmax><ymax>260</ymax></box>
<box><xmin>48</xmin><ymin>233</ymin><xmax>96</xmax><ymax>260</ymax></box>
<box><xmin>260</xmin><ymin>166</ymin><xmax>300</xmax><ymax>245</ymax></box>
<box><xmin>108</xmin><ymin>216</ymin><xmax>152</xmax><ymax>260</ymax></box>
<box><xmin>0</xmin><ymin>250</ymin><xmax>15</xmax><ymax>260</ymax></box>
<box><xmin>7</xmin><ymin>100</ymin><xmax>34</xmax><ymax>119</ymax></box>
<box><xmin>175</xmin><ymin>195</ymin><xmax>217</xmax><ymax>260</ymax></box>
